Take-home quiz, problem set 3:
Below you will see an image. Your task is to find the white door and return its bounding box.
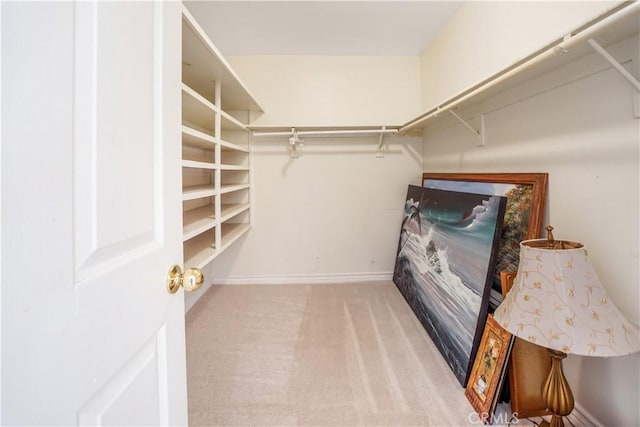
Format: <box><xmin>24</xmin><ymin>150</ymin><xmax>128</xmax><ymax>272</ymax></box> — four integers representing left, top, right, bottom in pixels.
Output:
<box><xmin>1</xmin><ymin>1</ymin><xmax>189</xmax><ymax>424</ymax></box>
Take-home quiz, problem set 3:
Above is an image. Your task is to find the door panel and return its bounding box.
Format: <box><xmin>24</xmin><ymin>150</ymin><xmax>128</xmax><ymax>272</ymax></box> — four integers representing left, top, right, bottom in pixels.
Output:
<box><xmin>74</xmin><ymin>1</ymin><xmax>159</xmax><ymax>279</ymax></box>
<box><xmin>1</xmin><ymin>2</ymin><xmax>186</xmax><ymax>425</ymax></box>
<box><xmin>78</xmin><ymin>327</ymin><xmax>166</xmax><ymax>426</ymax></box>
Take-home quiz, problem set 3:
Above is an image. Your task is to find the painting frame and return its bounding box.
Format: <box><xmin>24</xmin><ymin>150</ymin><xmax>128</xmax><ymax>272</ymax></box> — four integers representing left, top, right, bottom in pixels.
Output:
<box><xmin>393</xmin><ymin>185</ymin><xmax>506</xmax><ymax>387</ymax></box>
<box><xmin>422</xmin><ymin>173</ymin><xmax>548</xmax><ymax>307</ymax></box>
<box><xmin>465</xmin><ymin>314</ymin><xmax>515</xmax><ymax>425</ymax></box>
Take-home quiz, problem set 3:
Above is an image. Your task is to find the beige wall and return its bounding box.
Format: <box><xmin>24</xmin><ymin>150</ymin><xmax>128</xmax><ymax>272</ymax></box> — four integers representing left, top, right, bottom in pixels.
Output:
<box><xmin>184</xmin><ymin>55</ymin><xmax>424</xmax><ymax>312</ymax></box>
<box><xmin>228</xmin><ymin>56</ymin><xmax>421</xmax><ymax>127</ymax></box>
<box><xmin>198</xmin><ymin>134</ymin><xmax>423</xmax><ymax>286</ymax></box>
<box><xmin>420</xmin><ymin>1</ymin><xmax>619</xmax><ymax>111</ymax></box>
<box><xmin>422</xmin><ymin>34</ymin><xmax>639</xmax><ymax>426</ymax></box>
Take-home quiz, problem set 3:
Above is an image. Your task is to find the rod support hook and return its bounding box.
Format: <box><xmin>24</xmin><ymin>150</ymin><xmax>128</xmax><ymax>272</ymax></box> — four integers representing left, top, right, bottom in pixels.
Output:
<box><xmin>376</xmin><ymin>126</ymin><xmax>386</xmax><ymax>158</ymax></box>
<box><xmin>449</xmin><ymin>111</ymin><xmax>486</xmax><ymax>146</ymax></box>
<box><xmin>288</xmin><ymin>127</ymin><xmax>304</xmax><ymax>158</ymax></box>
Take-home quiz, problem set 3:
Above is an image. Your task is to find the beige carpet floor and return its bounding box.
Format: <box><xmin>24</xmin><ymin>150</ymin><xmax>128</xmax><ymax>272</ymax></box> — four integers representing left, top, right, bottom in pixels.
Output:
<box><xmin>185</xmin><ymin>281</ymin><xmax>479</xmax><ymax>426</ymax></box>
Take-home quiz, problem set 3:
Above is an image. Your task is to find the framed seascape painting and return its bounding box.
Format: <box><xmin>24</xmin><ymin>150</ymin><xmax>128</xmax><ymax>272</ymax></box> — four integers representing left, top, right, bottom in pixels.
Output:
<box><xmin>465</xmin><ymin>314</ymin><xmax>515</xmax><ymax>425</ymax></box>
<box><xmin>393</xmin><ymin>185</ymin><xmax>506</xmax><ymax>386</ymax></box>
<box><xmin>422</xmin><ymin>173</ymin><xmax>548</xmax><ymax>308</ymax></box>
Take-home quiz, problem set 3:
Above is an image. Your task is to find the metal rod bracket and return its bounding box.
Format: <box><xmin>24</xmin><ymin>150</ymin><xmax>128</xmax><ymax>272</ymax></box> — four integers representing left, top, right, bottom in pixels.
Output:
<box><xmin>588</xmin><ymin>39</ymin><xmax>640</xmax><ymax>118</ymax></box>
<box><xmin>376</xmin><ymin>126</ymin><xmax>386</xmax><ymax>158</ymax></box>
<box><xmin>588</xmin><ymin>39</ymin><xmax>640</xmax><ymax>92</ymax></box>
<box><xmin>288</xmin><ymin>127</ymin><xmax>303</xmax><ymax>158</ymax></box>
<box><xmin>449</xmin><ymin>111</ymin><xmax>485</xmax><ymax>146</ymax></box>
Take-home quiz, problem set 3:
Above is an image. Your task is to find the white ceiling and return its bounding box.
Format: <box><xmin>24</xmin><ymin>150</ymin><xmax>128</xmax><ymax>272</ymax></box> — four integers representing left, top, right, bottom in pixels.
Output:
<box><xmin>184</xmin><ymin>1</ymin><xmax>463</xmax><ymax>56</ymax></box>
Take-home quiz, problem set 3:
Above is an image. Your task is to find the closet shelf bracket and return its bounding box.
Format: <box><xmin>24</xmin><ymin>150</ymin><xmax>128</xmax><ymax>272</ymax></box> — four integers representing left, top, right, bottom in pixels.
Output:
<box><xmin>587</xmin><ymin>39</ymin><xmax>640</xmax><ymax>92</ymax></box>
<box><xmin>449</xmin><ymin>111</ymin><xmax>486</xmax><ymax>146</ymax></box>
<box><xmin>587</xmin><ymin>38</ymin><xmax>640</xmax><ymax>118</ymax></box>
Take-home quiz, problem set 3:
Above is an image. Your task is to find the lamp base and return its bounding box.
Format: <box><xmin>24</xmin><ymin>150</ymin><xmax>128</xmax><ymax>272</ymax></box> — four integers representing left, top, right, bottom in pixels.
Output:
<box><xmin>539</xmin><ymin>415</ymin><xmax>565</xmax><ymax>427</ymax></box>
<box><xmin>539</xmin><ymin>350</ymin><xmax>574</xmax><ymax>427</ymax></box>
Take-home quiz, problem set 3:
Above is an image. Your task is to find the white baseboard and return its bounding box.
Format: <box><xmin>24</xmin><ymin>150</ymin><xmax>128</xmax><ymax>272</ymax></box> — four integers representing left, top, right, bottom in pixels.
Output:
<box><xmin>567</xmin><ymin>403</ymin><xmax>601</xmax><ymax>427</ymax></box>
<box><xmin>531</xmin><ymin>403</ymin><xmax>601</xmax><ymax>427</ymax></box>
<box><xmin>185</xmin><ymin>272</ymin><xmax>395</xmax><ymax>313</ymax></box>
<box><xmin>212</xmin><ymin>271</ymin><xmax>394</xmax><ymax>285</ymax></box>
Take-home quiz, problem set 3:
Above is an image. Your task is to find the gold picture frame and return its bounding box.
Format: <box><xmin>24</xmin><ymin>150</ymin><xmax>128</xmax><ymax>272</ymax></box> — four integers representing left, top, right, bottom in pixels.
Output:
<box><xmin>465</xmin><ymin>314</ymin><xmax>515</xmax><ymax>424</ymax></box>
<box><xmin>422</xmin><ymin>173</ymin><xmax>548</xmax><ymax>308</ymax></box>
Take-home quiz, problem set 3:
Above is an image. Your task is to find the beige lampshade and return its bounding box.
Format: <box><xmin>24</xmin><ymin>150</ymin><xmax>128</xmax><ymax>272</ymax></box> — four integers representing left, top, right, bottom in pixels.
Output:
<box><xmin>494</xmin><ymin>239</ymin><xmax>640</xmax><ymax>357</ymax></box>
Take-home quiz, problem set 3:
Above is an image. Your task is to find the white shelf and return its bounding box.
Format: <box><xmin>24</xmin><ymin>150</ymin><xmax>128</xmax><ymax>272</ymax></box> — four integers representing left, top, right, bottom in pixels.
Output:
<box><xmin>221</xmin><ymin>111</ymin><xmax>247</xmax><ymax>131</ymax></box>
<box><xmin>182</xmin><ymin>125</ymin><xmax>216</xmax><ymax>150</ymax></box>
<box><xmin>182</xmin><ymin>160</ymin><xmax>216</xmax><ymax>170</ymax></box>
<box><xmin>220</xmin><ymin>223</ymin><xmax>251</xmax><ymax>252</ymax></box>
<box><xmin>220</xmin><ymin>183</ymin><xmax>250</xmax><ymax>194</ymax></box>
<box><xmin>182</xmin><ymin>83</ymin><xmax>217</xmax><ymax>112</ymax></box>
<box><xmin>182</xmin><ymin>5</ymin><xmax>263</xmax><ymax>113</ymax></box>
<box><xmin>183</xmin><ymin>205</ymin><xmax>217</xmax><ymax>241</ymax></box>
<box><xmin>220</xmin><ymin>139</ymin><xmax>250</xmax><ymax>153</ymax></box>
<box><xmin>220</xmin><ymin>164</ymin><xmax>249</xmax><ymax>171</ymax></box>
<box><xmin>182</xmin><ymin>84</ymin><xmax>217</xmax><ymax>132</ymax></box>
<box><xmin>220</xmin><ymin>203</ymin><xmax>250</xmax><ymax>222</ymax></box>
<box><xmin>400</xmin><ymin>2</ymin><xmax>640</xmax><ymax>132</ymax></box>
<box><xmin>183</xmin><ymin>231</ymin><xmax>217</xmax><ymax>269</ymax></box>
<box><xmin>183</xmin><ymin>185</ymin><xmax>216</xmax><ymax>201</ymax></box>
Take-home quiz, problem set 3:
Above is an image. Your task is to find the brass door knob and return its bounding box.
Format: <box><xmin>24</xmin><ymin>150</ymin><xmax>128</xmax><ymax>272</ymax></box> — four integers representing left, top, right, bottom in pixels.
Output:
<box><xmin>166</xmin><ymin>264</ymin><xmax>204</xmax><ymax>294</ymax></box>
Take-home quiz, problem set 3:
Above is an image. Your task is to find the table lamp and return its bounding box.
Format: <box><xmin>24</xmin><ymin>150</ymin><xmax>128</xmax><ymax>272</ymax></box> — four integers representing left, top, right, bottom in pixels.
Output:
<box><xmin>494</xmin><ymin>226</ymin><xmax>640</xmax><ymax>427</ymax></box>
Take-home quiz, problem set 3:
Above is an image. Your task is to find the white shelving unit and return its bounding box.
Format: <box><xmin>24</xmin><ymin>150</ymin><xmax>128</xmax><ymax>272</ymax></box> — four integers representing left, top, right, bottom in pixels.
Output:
<box><xmin>181</xmin><ymin>4</ymin><xmax>262</xmax><ymax>270</ymax></box>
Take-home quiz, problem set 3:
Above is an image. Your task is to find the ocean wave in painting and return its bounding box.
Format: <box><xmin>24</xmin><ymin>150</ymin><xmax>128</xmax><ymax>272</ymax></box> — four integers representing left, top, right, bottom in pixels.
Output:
<box><xmin>394</xmin><ymin>190</ymin><xmax>505</xmax><ymax>385</ymax></box>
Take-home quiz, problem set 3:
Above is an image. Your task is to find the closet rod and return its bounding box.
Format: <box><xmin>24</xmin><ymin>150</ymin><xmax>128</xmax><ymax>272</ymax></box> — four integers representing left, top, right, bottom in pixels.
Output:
<box><xmin>399</xmin><ymin>1</ymin><xmax>639</xmax><ymax>134</ymax></box>
<box><xmin>252</xmin><ymin>128</ymin><xmax>398</xmax><ymax>138</ymax></box>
